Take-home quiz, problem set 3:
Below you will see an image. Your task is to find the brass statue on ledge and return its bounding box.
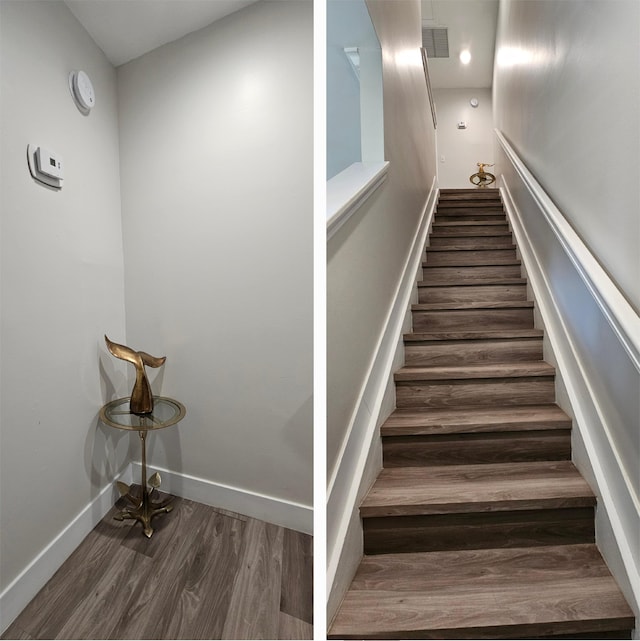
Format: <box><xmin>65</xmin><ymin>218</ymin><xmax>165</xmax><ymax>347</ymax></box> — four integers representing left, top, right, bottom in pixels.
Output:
<box><xmin>470</xmin><ymin>162</ymin><xmax>496</xmax><ymax>188</ymax></box>
<box><xmin>105</xmin><ymin>335</ymin><xmax>166</xmax><ymax>415</ymax></box>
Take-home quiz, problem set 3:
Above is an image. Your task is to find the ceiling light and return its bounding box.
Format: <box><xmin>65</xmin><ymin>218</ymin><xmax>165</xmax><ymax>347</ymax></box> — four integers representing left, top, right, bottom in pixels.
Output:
<box><xmin>459</xmin><ymin>49</ymin><xmax>471</xmax><ymax>65</ymax></box>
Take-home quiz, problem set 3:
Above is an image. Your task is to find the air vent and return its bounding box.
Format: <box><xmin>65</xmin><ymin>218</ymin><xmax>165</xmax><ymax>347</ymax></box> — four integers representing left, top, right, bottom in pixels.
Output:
<box><xmin>422</xmin><ymin>27</ymin><xmax>449</xmax><ymax>58</ymax></box>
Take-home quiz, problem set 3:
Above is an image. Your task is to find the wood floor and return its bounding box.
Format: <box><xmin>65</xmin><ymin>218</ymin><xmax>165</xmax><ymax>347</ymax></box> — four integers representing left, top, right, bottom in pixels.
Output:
<box><xmin>2</xmin><ymin>491</ymin><xmax>312</xmax><ymax>640</ymax></box>
<box><xmin>329</xmin><ymin>189</ymin><xmax>634</xmax><ymax>640</ymax></box>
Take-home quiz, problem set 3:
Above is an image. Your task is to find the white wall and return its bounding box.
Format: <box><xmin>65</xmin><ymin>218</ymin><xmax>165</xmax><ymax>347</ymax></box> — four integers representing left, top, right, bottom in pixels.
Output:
<box><xmin>434</xmin><ymin>87</ymin><xmax>494</xmax><ymax>188</ymax></box>
<box><xmin>493</xmin><ymin>0</ymin><xmax>640</xmax><ymax>312</ymax></box>
<box><xmin>327</xmin><ymin>0</ymin><xmax>437</xmax><ymax>620</ymax></box>
<box><xmin>0</xmin><ymin>0</ymin><xmax>128</xmax><ymax>606</ymax></box>
<box><xmin>117</xmin><ymin>1</ymin><xmax>313</xmax><ymax>527</ymax></box>
<box><xmin>494</xmin><ymin>0</ymin><xmax>640</xmax><ymax>625</ymax></box>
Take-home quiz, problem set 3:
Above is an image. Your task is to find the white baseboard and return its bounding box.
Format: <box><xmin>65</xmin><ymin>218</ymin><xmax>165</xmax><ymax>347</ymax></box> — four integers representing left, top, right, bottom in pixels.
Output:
<box><xmin>327</xmin><ymin>178</ymin><xmax>438</xmax><ymax>618</ymax></box>
<box><xmin>0</xmin><ymin>466</ymin><xmax>133</xmax><ymax>634</ymax></box>
<box><xmin>131</xmin><ymin>462</ymin><xmax>313</xmax><ymax>535</ymax></box>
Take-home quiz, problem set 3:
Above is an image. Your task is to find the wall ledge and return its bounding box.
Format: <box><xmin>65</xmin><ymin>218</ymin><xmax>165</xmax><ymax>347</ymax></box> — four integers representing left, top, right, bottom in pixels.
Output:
<box><xmin>496</xmin><ymin>130</ymin><xmax>640</xmax><ymax>373</ymax></box>
<box><xmin>327</xmin><ymin>161</ymin><xmax>389</xmax><ymax>240</ymax></box>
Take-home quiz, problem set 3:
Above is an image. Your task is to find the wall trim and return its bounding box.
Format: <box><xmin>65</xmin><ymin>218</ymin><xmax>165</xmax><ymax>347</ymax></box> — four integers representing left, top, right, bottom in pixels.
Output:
<box><xmin>132</xmin><ymin>462</ymin><xmax>313</xmax><ymax>535</ymax></box>
<box><xmin>0</xmin><ymin>466</ymin><xmax>134</xmax><ymax>634</ymax></box>
<box><xmin>501</xmin><ymin>179</ymin><xmax>640</xmax><ymax>613</ymax></box>
<box><xmin>327</xmin><ymin>177</ymin><xmax>438</xmax><ymax>607</ymax></box>
<box><xmin>496</xmin><ymin>130</ymin><xmax>640</xmax><ymax>373</ymax></box>
<box><xmin>327</xmin><ymin>161</ymin><xmax>390</xmax><ymax>240</ymax></box>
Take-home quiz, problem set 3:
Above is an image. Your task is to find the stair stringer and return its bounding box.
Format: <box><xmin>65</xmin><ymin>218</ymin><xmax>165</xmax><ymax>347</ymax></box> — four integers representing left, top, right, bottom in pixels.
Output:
<box><xmin>326</xmin><ymin>179</ymin><xmax>438</xmax><ymax>623</ymax></box>
<box><xmin>500</xmin><ymin>179</ymin><xmax>640</xmax><ymax>636</ymax></box>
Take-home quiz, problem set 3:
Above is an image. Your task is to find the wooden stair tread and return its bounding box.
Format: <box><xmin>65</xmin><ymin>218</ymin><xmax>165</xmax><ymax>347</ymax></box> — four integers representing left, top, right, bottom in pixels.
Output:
<box><xmin>430</xmin><ymin>232</ymin><xmax>513</xmax><ymax>238</ymax></box>
<box><xmin>424</xmin><ymin>259</ymin><xmax>520</xmax><ymax>266</ymax></box>
<box><xmin>426</xmin><ymin>244</ymin><xmax>516</xmax><ymax>251</ymax></box>
<box><xmin>360</xmin><ymin>461</ymin><xmax>596</xmax><ymax>517</ymax></box>
<box><xmin>434</xmin><ymin>220</ymin><xmax>507</xmax><ymax>226</ymax></box>
<box><xmin>347</xmin><ymin>544</ymin><xmax>619</xmax><ymax>591</ymax></box>
<box><xmin>404</xmin><ymin>329</ymin><xmax>543</xmax><ymax>341</ymax></box>
<box><xmin>381</xmin><ymin>404</ymin><xmax>571</xmax><ymax>436</ymax></box>
<box><xmin>394</xmin><ymin>361</ymin><xmax>555</xmax><ymax>382</ymax></box>
<box><xmin>330</xmin><ymin>546</ymin><xmax>633</xmax><ymax>639</ymax></box>
<box><xmin>418</xmin><ymin>278</ymin><xmax>528</xmax><ymax>288</ymax></box>
<box><xmin>412</xmin><ymin>301</ymin><xmax>533</xmax><ymax>311</ymax></box>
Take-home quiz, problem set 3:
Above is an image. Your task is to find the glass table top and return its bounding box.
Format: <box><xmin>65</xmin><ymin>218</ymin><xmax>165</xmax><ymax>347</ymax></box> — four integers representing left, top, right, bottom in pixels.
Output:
<box><xmin>99</xmin><ymin>396</ymin><xmax>186</xmax><ymax>431</ymax></box>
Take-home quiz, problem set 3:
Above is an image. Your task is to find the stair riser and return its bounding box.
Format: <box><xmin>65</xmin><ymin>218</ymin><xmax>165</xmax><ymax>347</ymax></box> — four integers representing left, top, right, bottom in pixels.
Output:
<box><xmin>437</xmin><ymin>202</ymin><xmax>503</xmax><ymax>210</ymax></box>
<box><xmin>431</xmin><ymin>225</ymin><xmax>510</xmax><ymax>235</ymax></box>
<box><xmin>418</xmin><ymin>284</ymin><xmax>528</xmax><ymax>303</ymax></box>
<box><xmin>440</xmin><ymin>189</ymin><xmax>499</xmax><ymax>195</ymax></box>
<box><xmin>382</xmin><ymin>431</ymin><xmax>571</xmax><ymax>467</ymax></box>
<box><xmin>429</xmin><ymin>236</ymin><xmax>513</xmax><ymax>248</ymax></box>
<box><xmin>425</xmin><ymin>250</ymin><xmax>517</xmax><ymax>266</ymax></box>
<box><xmin>362</xmin><ymin>508</ymin><xmax>595</xmax><ymax>555</ymax></box>
<box><xmin>412</xmin><ymin>309</ymin><xmax>534</xmax><ymax>332</ymax></box>
<box><xmin>422</xmin><ymin>266</ymin><xmax>522</xmax><ymax>283</ymax></box>
<box><xmin>436</xmin><ymin>213</ymin><xmax>506</xmax><ymax>222</ymax></box>
<box><xmin>396</xmin><ymin>378</ymin><xmax>556</xmax><ymax>408</ymax></box>
<box><xmin>404</xmin><ymin>338</ymin><xmax>543</xmax><ymax>366</ymax></box>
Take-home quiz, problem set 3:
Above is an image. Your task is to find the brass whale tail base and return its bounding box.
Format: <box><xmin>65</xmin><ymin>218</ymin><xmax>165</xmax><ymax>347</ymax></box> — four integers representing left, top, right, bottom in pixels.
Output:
<box><xmin>105</xmin><ymin>335</ymin><xmax>166</xmax><ymax>415</ymax></box>
<box><xmin>114</xmin><ymin>431</ymin><xmax>172</xmax><ymax>537</ymax></box>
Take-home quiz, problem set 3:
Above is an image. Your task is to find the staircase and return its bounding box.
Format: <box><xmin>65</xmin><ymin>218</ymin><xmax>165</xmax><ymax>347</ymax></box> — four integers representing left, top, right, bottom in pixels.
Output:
<box><xmin>329</xmin><ymin>189</ymin><xmax>635</xmax><ymax>640</ymax></box>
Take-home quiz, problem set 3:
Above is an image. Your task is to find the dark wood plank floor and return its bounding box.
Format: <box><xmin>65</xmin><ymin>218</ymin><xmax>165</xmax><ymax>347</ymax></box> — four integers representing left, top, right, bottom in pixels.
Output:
<box><xmin>2</xmin><ymin>491</ymin><xmax>312</xmax><ymax>640</ymax></box>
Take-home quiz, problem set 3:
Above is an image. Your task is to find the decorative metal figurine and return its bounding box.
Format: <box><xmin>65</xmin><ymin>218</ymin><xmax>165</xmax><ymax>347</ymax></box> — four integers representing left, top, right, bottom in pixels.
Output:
<box><xmin>105</xmin><ymin>335</ymin><xmax>165</xmax><ymax>414</ymax></box>
<box><xmin>470</xmin><ymin>162</ymin><xmax>496</xmax><ymax>188</ymax></box>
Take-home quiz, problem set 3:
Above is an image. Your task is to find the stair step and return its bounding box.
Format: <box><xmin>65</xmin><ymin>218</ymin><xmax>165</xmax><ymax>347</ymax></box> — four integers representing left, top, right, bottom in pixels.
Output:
<box><xmin>360</xmin><ymin>461</ymin><xmax>595</xmax><ymax>518</ymax></box>
<box><xmin>422</xmin><ymin>265</ymin><xmax>522</xmax><ymax>284</ymax></box>
<box><xmin>440</xmin><ymin>187</ymin><xmax>500</xmax><ymax>192</ymax></box>
<box><xmin>438</xmin><ymin>201</ymin><xmax>503</xmax><ymax>209</ymax></box>
<box><xmin>329</xmin><ymin>545</ymin><xmax>634</xmax><ymax>639</ymax></box>
<box><xmin>436</xmin><ymin>214</ymin><xmax>508</xmax><ymax>222</ymax></box>
<box><xmin>362</xmin><ymin>507</ymin><xmax>595</xmax><ymax>556</ymax></box>
<box><xmin>404</xmin><ymin>328</ymin><xmax>543</xmax><ymax>341</ymax></box>
<box><xmin>394</xmin><ymin>360</ymin><xmax>552</xmax><ymax>382</ymax></box>
<box><xmin>430</xmin><ymin>233</ymin><xmax>513</xmax><ymax>244</ymax></box>
<box><xmin>425</xmin><ymin>249</ymin><xmax>517</xmax><ymax>265</ymax></box>
<box><xmin>381</xmin><ymin>404</ymin><xmax>571</xmax><ymax>436</ymax></box>
<box><xmin>433</xmin><ymin>219</ymin><xmax>508</xmax><ymax>227</ymax></box>
<box><xmin>404</xmin><ymin>335</ymin><xmax>543</xmax><ymax>366</ymax></box>
<box><xmin>430</xmin><ymin>225</ymin><xmax>510</xmax><ymax>235</ymax></box>
<box><xmin>395</xmin><ymin>362</ymin><xmax>555</xmax><ymax>408</ymax></box>
<box><xmin>383</xmin><ymin>430</ymin><xmax>571</xmax><ymax>467</ymax></box>
<box><xmin>413</xmin><ymin>301</ymin><xmax>533</xmax><ymax>311</ymax></box>
<box><xmin>422</xmin><ymin>254</ymin><xmax>517</xmax><ymax>268</ymax></box>
<box><xmin>412</xmin><ymin>302</ymin><xmax>534</xmax><ymax>332</ymax></box>
<box><xmin>418</xmin><ymin>283</ymin><xmax>528</xmax><ymax>303</ymax></box>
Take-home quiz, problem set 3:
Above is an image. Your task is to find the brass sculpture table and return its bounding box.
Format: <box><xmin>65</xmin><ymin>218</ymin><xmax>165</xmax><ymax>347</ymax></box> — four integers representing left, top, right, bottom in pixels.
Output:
<box><xmin>99</xmin><ymin>396</ymin><xmax>186</xmax><ymax>537</ymax></box>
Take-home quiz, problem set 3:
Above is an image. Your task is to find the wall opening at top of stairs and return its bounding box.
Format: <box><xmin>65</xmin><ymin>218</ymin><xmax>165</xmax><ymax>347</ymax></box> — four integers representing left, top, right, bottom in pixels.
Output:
<box><xmin>433</xmin><ymin>87</ymin><xmax>495</xmax><ymax>188</ymax></box>
<box><xmin>327</xmin><ymin>0</ymin><xmax>383</xmax><ymax>179</ymax></box>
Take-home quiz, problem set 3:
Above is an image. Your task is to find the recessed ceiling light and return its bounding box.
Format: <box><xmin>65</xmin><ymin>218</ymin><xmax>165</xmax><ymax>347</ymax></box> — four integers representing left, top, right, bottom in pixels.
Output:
<box><xmin>460</xmin><ymin>49</ymin><xmax>471</xmax><ymax>65</ymax></box>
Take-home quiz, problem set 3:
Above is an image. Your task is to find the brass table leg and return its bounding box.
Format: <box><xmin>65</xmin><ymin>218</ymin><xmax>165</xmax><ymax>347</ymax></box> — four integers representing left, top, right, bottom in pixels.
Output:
<box><xmin>114</xmin><ymin>429</ymin><xmax>173</xmax><ymax>537</ymax></box>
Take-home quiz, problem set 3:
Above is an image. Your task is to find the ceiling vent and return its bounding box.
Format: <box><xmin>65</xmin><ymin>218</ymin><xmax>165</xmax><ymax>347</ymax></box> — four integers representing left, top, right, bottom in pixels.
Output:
<box><xmin>422</xmin><ymin>27</ymin><xmax>449</xmax><ymax>58</ymax></box>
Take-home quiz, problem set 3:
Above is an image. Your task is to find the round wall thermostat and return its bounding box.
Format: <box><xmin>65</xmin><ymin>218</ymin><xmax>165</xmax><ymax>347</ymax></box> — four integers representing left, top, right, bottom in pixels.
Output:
<box><xmin>69</xmin><ymin>70</ymin><xmax>95</xmax><ymax>112</ymax></box>
<box><xmin>470</xmin><ymin>97</ymin><xmax>479</xmax><ymax>108</ymax></box>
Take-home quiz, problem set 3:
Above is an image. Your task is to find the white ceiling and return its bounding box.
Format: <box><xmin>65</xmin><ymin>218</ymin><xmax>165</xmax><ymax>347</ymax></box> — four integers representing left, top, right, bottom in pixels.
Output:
<box><xmin>421</xmin><ymin>0</ymin><xmax>499</xmax><ymax>89</ymax></box>
<box><xmin>64</xmin><ymin>0</ymin><xmax>260</xmax><ymax>67</ymax></box>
